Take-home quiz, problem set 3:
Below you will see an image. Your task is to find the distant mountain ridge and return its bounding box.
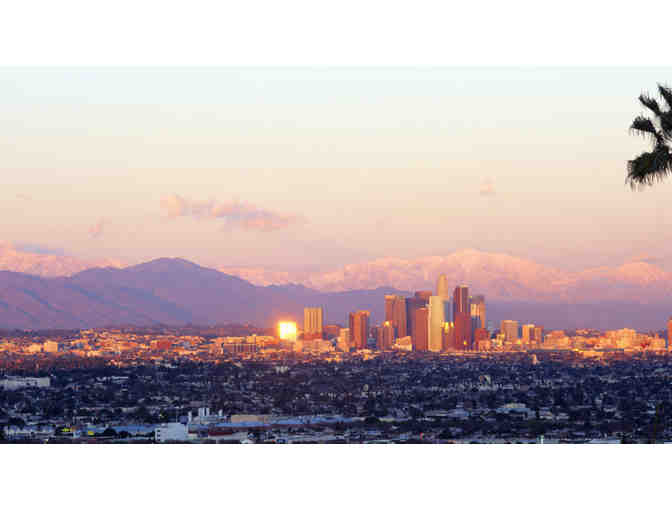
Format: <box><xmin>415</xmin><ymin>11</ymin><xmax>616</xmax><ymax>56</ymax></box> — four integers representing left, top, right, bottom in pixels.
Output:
<box><xmin>3</xmin><ymin>242</ymin><xmax>672</xmax><ymax>305</ymax></box>
<box><xmin>1</xmin><ymin>247</ymin><xmax>672</xmax><ymax>331</ymax></box>
<box><xmin>0</xmin><ymin>258</ymin><xmax>405</xmax><ymax>330</ymax></box>
<box><xmin>221</xmin><ymin>249</ymin><xmax>672</xmax><ymax>304</ymax></box>
<box><xmin>0</xmin><ymin>242</ymin><xmax>125</xmax><ymax>277</ymax></box>
<box><xmin>0</xmin><ymin>257</ymin><xmax>669</xmax><ymax>331</ymax></box>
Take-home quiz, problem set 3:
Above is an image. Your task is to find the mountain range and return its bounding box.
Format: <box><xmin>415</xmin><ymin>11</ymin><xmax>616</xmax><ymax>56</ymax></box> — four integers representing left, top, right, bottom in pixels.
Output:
<box><xmin>221</xmin><ymin>249</ymin><xmax>672</xmax><ymax>304</ymax></box>
<box><xmin>0</xmin><ymin>246</ymin><xmax>671</xmax><ymax>331</ymax></box>
<box><xmin>0</xmin><ymin>242</ymin><xmax>124</xmax><ymax>277</ymax></box>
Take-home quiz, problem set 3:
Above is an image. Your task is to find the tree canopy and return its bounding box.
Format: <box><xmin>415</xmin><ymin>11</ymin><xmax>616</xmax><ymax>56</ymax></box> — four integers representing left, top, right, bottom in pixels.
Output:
<box><xmin>627</xmin><ymin>84</ymin><xmax>672</xmax><ymax>188</ymax></box>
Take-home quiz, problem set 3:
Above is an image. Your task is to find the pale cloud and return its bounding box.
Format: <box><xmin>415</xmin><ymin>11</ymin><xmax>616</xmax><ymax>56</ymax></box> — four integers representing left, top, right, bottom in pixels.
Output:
<box><xmin>625</xmin><ymin>253</ymin><xmax>663</xmax><ymax>265</ymax></box>
<box><xmin>88</xmin><ymin>218</ymin><xmax>107</xmax><ymax>238</ymax></box>
<box><xmin>16</xmin><ymin>243</ymin><xmax>66</xmax><ymax>255</ymax></box>
<box><xmin>16</xmin><ymin>193</ymin><xmax>32</xmax><ymax>201</ymax></box>
<box><xmin>160</xmin><ymin>194</ymin><xmax>302</xmax><ymax>232</ymax></box>
<box><xmin>479</xmin><ymin>178</ymin><xmax>496</xmax><ymax>196</ymax></box>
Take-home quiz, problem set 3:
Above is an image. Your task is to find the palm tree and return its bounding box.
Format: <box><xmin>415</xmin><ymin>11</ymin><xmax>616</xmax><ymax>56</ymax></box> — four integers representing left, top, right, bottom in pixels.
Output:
<box><xmin>626</xmin><ymin>84</ymin><xmax>672</xmax><ymax>188</ymax></box>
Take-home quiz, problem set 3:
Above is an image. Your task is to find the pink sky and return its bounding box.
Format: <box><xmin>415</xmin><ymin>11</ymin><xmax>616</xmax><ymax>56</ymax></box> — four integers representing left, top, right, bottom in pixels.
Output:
<box><xmin>1</xmin><ymin>68</ymin><xmax>672</xmax><ymax>272</ymax></box>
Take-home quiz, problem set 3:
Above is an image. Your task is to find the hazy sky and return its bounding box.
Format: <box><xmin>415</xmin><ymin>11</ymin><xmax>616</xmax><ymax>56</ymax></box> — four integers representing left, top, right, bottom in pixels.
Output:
<box><xmin>2</xmin><ymin>67</ymin><xmax>672</xmax><ymax>271</ymax></box>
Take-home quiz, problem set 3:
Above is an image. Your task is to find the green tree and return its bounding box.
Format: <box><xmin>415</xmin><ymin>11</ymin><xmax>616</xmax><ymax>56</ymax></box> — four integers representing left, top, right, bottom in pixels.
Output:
<box><xmin>627</xmin><ymin>84</ymin><xmax>672</xmax><ymax>187</ymax></box>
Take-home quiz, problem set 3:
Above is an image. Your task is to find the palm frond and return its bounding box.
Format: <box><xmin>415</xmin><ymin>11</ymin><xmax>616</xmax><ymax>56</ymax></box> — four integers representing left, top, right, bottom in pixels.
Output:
<box><xmin>659</xmin><ymin>112</ymin><xmax>672</xmax><ymax>139</ymax></box>
<box><xmin>626</xmin><ymin>145</ymin><xmax>672</xmax><ymax>189</ymax></box>
<box><xmin>639</xmin><ymin>93</ymin><xmax>662</xmax><ymax>116</ymax></box>
<box><xmin>630</xmin><ymin>115</ymin><xmax>663</xmax><ymax>144</ymax></box>
<box><xmin>657</xmin><ymin>84</ymin><xmax>672</xmax><ymax>110</ymax></box>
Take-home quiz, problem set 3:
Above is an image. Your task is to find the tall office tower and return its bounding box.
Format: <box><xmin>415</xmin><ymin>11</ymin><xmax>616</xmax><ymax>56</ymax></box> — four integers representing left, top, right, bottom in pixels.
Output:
<box><xmin>521</xmin><ymin>324</ymin><xmax>535</xmax><ymax>344</ymax></box>
<box><xmin>443</xmin><ymin>300</ymin><xmax>452</xmax><ymax>324</ymax></box>
<box><xmin>442</xmin><ymin>322</ymin><xmax>455</xmax><ymax>351</ymax></box>
<box><xmin>428</xmin><ymin>296</ymin><xmax>445</xmax><ymax>352</ymax></box>
<box><xmin>453</xmin><ymin>285</ymin><xmax>472</xmax><ymax>350</ymax></box>
<box><xmin>474</xmin><ymin>328</ymin><xmax>490</xmax><ymax>350</ymax></box>
<box><xmin>385</xmin><ymin>295</ymin><xmax>396</xmax><ymax>323</ymax></box>
<box><xmin>323</xmin><ymin>324</ymin><xmax>340</xmax><ymax>339</ymax></box>
<box><xmin>379</xmin><ymin>321</ymin><xmax>395</xmax><ymax>350</ymax></box>
<box><xmin>412</xmin><ymin>307</ymin><xmax>429</xmax><ymax>351</ymax></box>
<box><xmin>337</xmin><ymin>328</ymin><xmax>351</xmax><ymax>351</ymax></box>
<box><xmin>385</xmin><ymin>295</ymin><xmax>407</xmax><ymax>338</ymax></box>
<box><xmin>533</xmin><ymin>326</ymin><xmax>544</xmax><ymax>344</ymax></box>
<box><xmin>501</xmin><ymin>320</ymin><xmax>519</xmax><ymax>343</ymax></box>
<box><xmin>470</xmin><ymin>295</ymin><xmax>486</xmax><ymax>332</ymax></box>
<box><xmin>303</xmin><ymin>307</ymin><xmax>324</xmax><ymax>340</ymax></box>
<box><xmin>406</xmin><ymin>293</ymin><xmax>430</xmax><ymax>340</ymax></box>
<box><xmin>668</xmin><ymin>318</ymin><xmax>672</xmax><ymax>349</ymax></box>
<box><xmin>436</xmin><ymin>274</ymin><xmax>450</xmax><ymax>300</ymax></box>
<box><xmin>349</xmin><ymin>310</ymin><xmax>370</xmax><ymax>350</ymax></box>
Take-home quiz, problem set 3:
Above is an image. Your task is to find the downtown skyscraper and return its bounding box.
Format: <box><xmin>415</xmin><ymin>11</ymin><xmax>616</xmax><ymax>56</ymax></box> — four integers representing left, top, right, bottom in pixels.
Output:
<box><xmin>406</xmin><ymin>291</ymin><xmax>430</xmax><ymax>340</ymax></box>
<box><xmin>412</xmin><ymin>307</ymin><xmax>429</xmax><ymax>351</ymax></box>
<box><xmin>501</xmin><ymin>320</ymin><xmax>519</xmax><ymax>343</ymax></box>
<box><xmin>453</xmin><ymin>285</ymin><xmax>471</xmax><ymax>350</ymax></box>
<box><xmin>428</xmin><ymin>295</ymin><xmax>445</xmax><ymax>352</ymax></box>
<box><xmin>303</xmin><ymin>307</ymin><xmax>323</xmax><ymax>340</ymax></box>
<box><xmin>436</xmin><ymin>274</ymin><xmax>450</xmax><ymax>300</ymax></box>
<box><xmin>349</xmin><ymin>310</ymin><xmax>370</xmax><ymax>350</ymax></box>
<box><xmin>384</xmin><ymin>295</ymin><xmax>407</xmax><ymax>338</ymax></box>
<box><xmin>470</xmin><ymin>295</ymin><xmax>485</xmax><ymax>331</ymax></box>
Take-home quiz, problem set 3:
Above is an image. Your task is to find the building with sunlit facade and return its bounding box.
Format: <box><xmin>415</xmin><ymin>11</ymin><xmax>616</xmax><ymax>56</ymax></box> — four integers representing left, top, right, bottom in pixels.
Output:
<box><xmin>385</xmin><ymin>295</ymin><xmax>407</xmax><ymax>338</ymax></box>
<box><xmin>428</xmin><ymin>296</ymin><xmax>445</xmax><ymax>352</ymax></box>
<box><xmin>278</xmin><ymin>321</ymin><xmax>298</xmax><ymax>342</ymax></box>
<box><xmin>349</xmin><ymin>310</ymin><xmax>370</xmax><ymax>350</ymax></box>
<box><xmin>501</xmin><ymin>320</ymin><xmax>519</xmax><ymax>343</ymax></box>
<box><xmin>303</xmin><ymin>307</ymin><xmax>323</xmax><ymax>339</ymax></box>
<box><xmin>453</xmin><ymin>285</ymin><xmax>471</xmax><ymax>350</ymax></box>
<box><xmin>406</xmin><ymin>292</ymin><xmax>430</xmax><ymax>342</ymax></box>
<box><xmin>378</xmin><ymin>321</ymin><xmax>395</xmax><ymax>350</ymax></box>
<box><xmin>412</xmin><ymin>307</ymin><xmax>429</xmax><ymax>351</ymax></box>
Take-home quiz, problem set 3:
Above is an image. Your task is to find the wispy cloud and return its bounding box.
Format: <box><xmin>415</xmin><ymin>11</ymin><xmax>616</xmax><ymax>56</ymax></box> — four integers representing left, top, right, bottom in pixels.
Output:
<box><xmin>160</xmin><ymin>194</ymin><xmax>302</xmax><ymax>232</ymax></box>
<box><xmin>16</xmin><ymin>243</ymin><xmax>66</xmax><ymax>255</ymax></box>
<box><xmin>88</xmin><ymin>218</ymin><xmax>107</xmax><ymax>238</ymax></box>
<box><xmin>479</xmin><ymin>178</ymin><xmax>496</xmax><ymax>196</ymax></box>
<box><xmin>625</xmin><ymin>253</ymin><xmax>663</xmax><ymax>265</ymax></box>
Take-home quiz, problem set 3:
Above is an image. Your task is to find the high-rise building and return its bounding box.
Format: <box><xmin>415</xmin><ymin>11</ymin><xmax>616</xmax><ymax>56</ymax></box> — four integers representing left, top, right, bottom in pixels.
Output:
<box><xmin>501</xmin><ymin>320</ymin><xmax>519</xmax><ymax>343</ymax></box>
<box><xmin>43</xmin><ymin>341</ymin><xmax>59</xmax><ymax>354</ymax></box>
<box><xmin>470</xmin><ymin>295</ymin><xmax>486</xmax><ymax>332</ymax></box>
<box><xmin>474</xmin><ymin>328</ymin><xmax>490</xmax><ymax>351</ymax></box>
<box><xmin>323</xmin><ymin>324</ymin><xmax>340</xmax><ymax>339</ymax></box>
<box><xmin>428</xmin><ymin>296</ymin><xmax>445</xmax><ymax>352</ymax></box>
<box><xmin>471</xmin><ymin>316</ymin><xmax>482</xmax><ymax>338</ymax></box>
<box><xmin>385</xmin><ymin>295</ymin><xmax>407</xmax><ymax>338</ymax></box>
<box><xmin>533</xmin><ymin>326</ymin><xmax>544</xmax><ymax>344</ymax></box>
<box><xmin>443</xmin><ymin>300</ymin><xmax>452</xmax><ymax>323</ymax></box>
<box><xmin>412</xmin><ymin>307</ymin><xmax>429</xmax><ymax>351</ymax></box>
<box><xmin>436</xmin><ymin>274</ymin><xmax>450</xmax><ymax>300</ymax></box>
<box><xmin>378</xmin><ymin>321</ymin><xmax>395</xmax><ymax>350</ymax></box>
<box><xmin>442</xmin><ymin>321</ymin><xmax>455</xmax><ymax>351</ymax></box>
<box><xmin>668</xmin><ymin>318</ymin><xmax>672</xmax><ymax>350</ymax></box>
<box><xmin>337</xmin><ymin>328</ymin><xmax>351</xmax><ymax>352</ymax></box>
<box><xmin>521</xmin><ymin>324</ymin><xmax>535</xmax><ymax>344</ymax></box>
<box><xmin>453</xmin><ymin>285</ymin><xmax>472</xmax><ymax>350</ymax></box>
<box><xmin>349</xmin><ymin>310</ymin><xmax>370</xmax><ymax>350</ymax></box>
<box><xmin>385</xmin><ymin>295</ymin><xmax>395</xmax><ymax>324</ymax></box>
<box><xmin>303</xmin><ymin>307</ymin><xmax>323</xmax><ymax>339</ymax></box>
<box><xmin>406</xmin><ymin>293</ymin><xmax>430</xmax><ymax>340</ymax></box>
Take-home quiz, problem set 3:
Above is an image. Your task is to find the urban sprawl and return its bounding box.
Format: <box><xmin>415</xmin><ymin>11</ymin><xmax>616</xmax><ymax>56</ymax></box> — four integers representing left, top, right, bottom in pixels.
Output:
<box><xmin>2</xmin><ymin>275</ymin><xmax>672</xmax><ymax>444</ymax></box>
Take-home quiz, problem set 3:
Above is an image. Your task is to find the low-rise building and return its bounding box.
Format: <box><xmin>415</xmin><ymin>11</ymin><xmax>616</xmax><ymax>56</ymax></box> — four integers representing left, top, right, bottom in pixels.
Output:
<box><xmin>154</xmin><ymin>423</ymin><xmax>189</xmax><ymax>442</ymax></box>
<box><xmin>1</xmin><ymin>376</ymin><xmax>51</xmax><ymax>390</ymax></box>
